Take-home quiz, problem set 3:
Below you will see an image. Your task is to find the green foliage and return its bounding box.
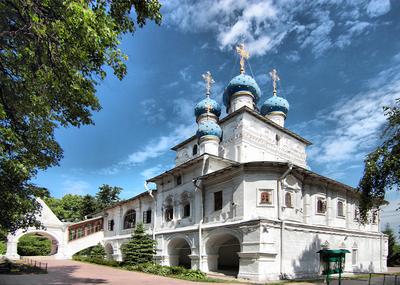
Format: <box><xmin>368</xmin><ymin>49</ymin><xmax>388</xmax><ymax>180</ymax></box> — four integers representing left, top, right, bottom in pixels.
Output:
<box><xmin>382</xmin><ymin>224</ymin><xmax>400</xmax><ymax>266</ymax></box>
<box><xmin>44</xmin><ymin>195</ymin><xmax>84</xmax><ymax>222</ymax></box>
<box><xmin>121</xmin><ymin>223</ymin><xmax>156</xmax><ymax>266</ymax></box>
<box><xmin>45</xmin><ymin>184</ymin><xmax>122</xmax><ymax>222</ymax></box>
<box><xmin>95</xmin><ymin>184</ymin><xmax>121</xmax><ymax>210</ymax></box>
<box><xmin>80</xmin><ymin>194</ymin><xmax>98</xmax><ymax>218</ymax></box>
<box><xmin>73</xmin><ymin>255</ymin><xmax>121</xmax><ymax>267</ymax></box>
<box><xmin>17</xmin><ymin>234</ymin><xmax>51</xmax><ymax>256</ymax></box>
<box><xmin>74</xmin><ymin>243</ymin><xmax>106</xmax><ymax>259</ymax></box>
<box><xmin>0</xmin><ymin>240</ymin><xmax>6</xmax><ymax>254</ymax></box>
<box><xmin>359</xmin><ymin>99</ymin><xmax>400</xmax><ymax>221</ymax></box>
<box><xmin>127</xmin><ymin>263</ymin><xmax>208</xmax><ymax>281</ymax></box>
<box><xmin>0</xmin><ymin>0</ymin><xmax>161</xmax><ymax>234</ymax></box>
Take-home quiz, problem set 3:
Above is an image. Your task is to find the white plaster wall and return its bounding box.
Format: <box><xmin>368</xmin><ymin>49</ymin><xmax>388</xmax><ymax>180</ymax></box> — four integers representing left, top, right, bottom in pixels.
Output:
<box><xmin>174</xmin><ymin>111</ymin><xmax>308</xmax><ymax>168</ymax></box>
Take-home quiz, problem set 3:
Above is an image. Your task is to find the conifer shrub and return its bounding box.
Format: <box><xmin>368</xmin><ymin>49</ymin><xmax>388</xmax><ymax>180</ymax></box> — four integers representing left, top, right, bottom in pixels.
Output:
<box><xmin>121</xmin><ymin>223</ymin><xmax>156</xmax><ymax>266</ymax></box>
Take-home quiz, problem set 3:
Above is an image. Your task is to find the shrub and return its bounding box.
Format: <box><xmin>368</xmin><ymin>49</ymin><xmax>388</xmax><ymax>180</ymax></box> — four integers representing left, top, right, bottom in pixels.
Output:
<box><xmin>17</xmin><ymin>234</ymin><xmax>51</xmax><ymax>256</ymax></box>
<box><xmin>73</xmin><ymin>243</ymin><xmax>106</xmax><ymax>259</ymax></box>
<box><xmin>73</xmin><ymin>255</ymin><xmax>120</xmax><ymax>267</ymax></box>
<box><xmin>121</xmin><ymin>223</ymin><xmax>156</xmax><ymax>266</ymax></box>
<box><xmin>0</xmin><ymin>241</ymin><xmax>6</xmax><ymax>255</ymax></box>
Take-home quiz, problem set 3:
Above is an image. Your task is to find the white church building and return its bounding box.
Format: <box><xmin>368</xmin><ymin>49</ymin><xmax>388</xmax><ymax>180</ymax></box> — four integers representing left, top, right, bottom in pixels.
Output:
<box><xmin>6</xmin><ymin>45</ymin><xmax>388</xmax><ymax>282</ymax></box>
<box><xmin>100</xmin><ymin>46</ymin><xmax>388</xmax><ymax>282</ymax></box>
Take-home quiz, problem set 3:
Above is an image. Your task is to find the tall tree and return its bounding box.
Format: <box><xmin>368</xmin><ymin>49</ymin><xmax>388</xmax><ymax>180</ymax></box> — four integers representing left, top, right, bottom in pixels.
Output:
<box><xmin>80</xmin><ymin>194</ymin><xmax>98</xmax><ymax>218</ymax></box>
<box><xmin>45</xmin><ymin>194</ymin><xmax>84</xmax><ymax>222</ymax></box>
<box><xmin>358</xmin><ymin>99</ymin><xmax>400</xmax><ymax>221</ymax></box>
<box><xmin>121</xmin><ymin>223</ymin><xmax>156</xmax><ymax>266</ymax></box>
<box><xmin>382</xmin><ymin>224</ymin><xmax>400</xmax><ymax>266</ymax></box>
<box><xmin>96</xmin><ymin>184</ymin><xmax>122</xmax><ymax>210</ymax></box>
<box><xmin>0</xmin><ymin>0</ymin><xmax>161</xmax><ymax>233</ymax></box>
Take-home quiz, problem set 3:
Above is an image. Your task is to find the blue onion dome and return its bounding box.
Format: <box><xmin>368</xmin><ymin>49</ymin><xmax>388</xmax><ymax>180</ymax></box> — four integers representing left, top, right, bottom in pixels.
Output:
<box><xmin>223</xmin><ymin>74</ymin><xmax>261</xmax><ymax>107</ymax></box>
<box><xmin>194</xmin><ymin>97</ymin><xmax>221</xmax><ymax>118</ymax></box>
<box><xmin>260</xmin><ymin>95</ymin><xmax>290</xmax><ymax>116</ymax></box>
<box><xmin>196</xmin><ymin>120</ymin><xmax>222</xmax><ymax>139</ymax></box>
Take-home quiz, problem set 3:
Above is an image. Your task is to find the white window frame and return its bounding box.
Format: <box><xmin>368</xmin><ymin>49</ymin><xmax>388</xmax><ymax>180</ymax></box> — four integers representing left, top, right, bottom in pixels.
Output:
<box><xmin>337</xmin><ymin>199</ymin><xmax>345</xmax><ymax>218</ymax></box>
<box><xmin>352</xmin><ymin>248</ymin><xmax>358</xmax><ymax>266</ymax></box>
<box><xmin>316</xmin><ymin>195</ymin><xmax>327</xmax><ymax>215</ymax></box>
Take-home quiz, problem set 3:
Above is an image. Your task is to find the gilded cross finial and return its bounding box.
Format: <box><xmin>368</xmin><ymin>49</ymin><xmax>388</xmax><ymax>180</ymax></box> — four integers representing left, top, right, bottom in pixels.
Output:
<box><xmin>236</xmin><ymin>43</ymin><xmax>250</xmax><ymax>74</ymax></box>
<box><xmin>269</xmin><ymin>69</ymin><xmax>280</xmax><ymax>96</ymax></box>
<box><xmin>202</xmin><ymin>71</ymin><xmax>214</xmax><ymax>97</ymax></box>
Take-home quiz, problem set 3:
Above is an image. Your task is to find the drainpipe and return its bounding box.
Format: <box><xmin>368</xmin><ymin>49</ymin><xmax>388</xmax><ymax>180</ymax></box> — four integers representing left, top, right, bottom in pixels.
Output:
<box><xmin>193</xmin><ymin>154</ymin><xmax>209</xmax><ymax>270</ymax></box>
<box><xmin>278</xmin><ymin>163</ymin><xmax>293</xmax><ymax>278</ymax></box>
<box><xmin>145</xmin><ymin>182</ymin><xmax>157</xmax><ymax>240</ymax></box>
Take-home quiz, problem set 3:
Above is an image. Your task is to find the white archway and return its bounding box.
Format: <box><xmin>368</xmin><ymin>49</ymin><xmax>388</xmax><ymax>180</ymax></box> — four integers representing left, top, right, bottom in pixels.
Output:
<box><xmin>204</xmin><ymin>229</ymin><xmax>242</xmax><ymax>276</ymax></box>
<box><xmin>6</xmin><ymin>198</ymin><xmax>104</xmax><ymax>260</ymax></box>
<box><xmin>17</xmin><ymin>231</ymin><xmax>60</xmax><ymax>256</ymax></box>
<box><xmin>168</xmin><ymin>237</ymin><xmax>192</xmax><ymax>268</ymax></box>
<box><xmin>105</xmin><ymin>243</ymin><xmax>114</xmax><ymax>260</ymax></box>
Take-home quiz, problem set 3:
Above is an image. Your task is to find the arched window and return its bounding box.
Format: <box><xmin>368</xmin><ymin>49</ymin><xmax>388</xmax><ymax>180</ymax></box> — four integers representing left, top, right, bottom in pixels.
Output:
<box><xmin>354</xmin><ymin>207</ymin><xmax>360</xmax><ymax>221</ymax></box>
<box><xmin>337</xmin><ymin>201</ymin><xmax>344</xmax><ymax>217</ymax></box>
<box><xmin>317</xmin><ymin>198</ymin><xmax>326</xmax><ymax>214</ymax></box>
<box><xmin>165</xmin><ymin>206</ymin><xmax>173</xmax><ymax>221</ymax></box>
<box><xmin>372</xmin><ymin>210</ymin><xmax>378</xmax><ymax>224</ymax></box>
<box><xmin>123</xmin><ymin>210</ymin><xmax>136</xmax><ymax>229</ymax></box>
<box><xmin>192</xmin><ymin>144</ymin><xmax>198</xmax><ymax>156</ymax></box>
<box><xmin>285</xmin><ymin>192</ymin><xmax>292</xmax><ymax>208</ymax></box>
<box><xmin>183</xmin><ymin>204</ymin><xmax>190</xmax><ymax>218</ymax></box>
<box><xmin>176</xmin><ymin>174</ymin><xmax>182</xmax><ymax>185</ymax></box>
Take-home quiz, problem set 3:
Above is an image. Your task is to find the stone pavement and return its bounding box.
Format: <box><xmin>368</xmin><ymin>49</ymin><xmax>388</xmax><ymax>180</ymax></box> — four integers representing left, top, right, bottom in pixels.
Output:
<box><xmin>0</xmin><ymin>259</ymin><xmax>236</xmax><ymax>285</ymax></box>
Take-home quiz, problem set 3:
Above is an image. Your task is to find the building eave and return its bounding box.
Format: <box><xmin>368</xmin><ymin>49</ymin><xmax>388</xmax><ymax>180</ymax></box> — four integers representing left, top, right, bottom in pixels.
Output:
<box><xmin>199</xmin><ymin>161</ymin><xmax>355</xmax><ymax>192</ymax></box>
<box><xmin>146</xmin><ymin>153</ymin><xmax>239</xmax><ymax>183</ymax></box>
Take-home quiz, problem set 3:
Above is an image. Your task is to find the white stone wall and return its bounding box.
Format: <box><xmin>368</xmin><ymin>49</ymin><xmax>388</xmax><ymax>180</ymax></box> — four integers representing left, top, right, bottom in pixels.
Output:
<box><xmin>174</xmin><ymin>110</ymin><xmax>308</xmax><ymax>168</ymax></box>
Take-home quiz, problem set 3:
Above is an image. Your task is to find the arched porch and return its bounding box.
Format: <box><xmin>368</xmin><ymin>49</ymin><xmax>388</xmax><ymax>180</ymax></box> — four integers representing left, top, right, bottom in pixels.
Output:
<box><xmin>168</xmin><ymin>237</ymin><xmax>192</xmax><ymax>268</ymax></box>
<box><xmin>205</xmin><ymin>231</ymin><xmax>241</xmax><ymax>276</ymax></box>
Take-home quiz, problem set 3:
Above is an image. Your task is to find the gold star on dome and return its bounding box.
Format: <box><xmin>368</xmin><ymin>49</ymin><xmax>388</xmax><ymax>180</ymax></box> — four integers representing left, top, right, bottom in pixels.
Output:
<box><xmin>202</xmin><ymin>71</ymin><xmax>214</xmax><ymax>97</ymax></box>
<box><xmin>236</xmin><ymin>43</ymin><xmax>250</xmax><ymax>74</ymax></box>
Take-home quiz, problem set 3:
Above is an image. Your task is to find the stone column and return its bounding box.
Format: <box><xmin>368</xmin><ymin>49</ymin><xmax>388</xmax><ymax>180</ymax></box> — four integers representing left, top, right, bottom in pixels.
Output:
<box><xmin>5</xmin><ymin>240</ymin><xmax>19</xmax><ymax>260</ymax></box>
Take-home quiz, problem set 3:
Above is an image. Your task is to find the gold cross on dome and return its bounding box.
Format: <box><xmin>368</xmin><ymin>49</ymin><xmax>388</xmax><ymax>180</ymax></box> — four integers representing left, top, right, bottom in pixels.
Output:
<box><xmin>269</xmin><ymin>69</ymin><xmax>280</xmax><ymax>96</ymax></box>
<box><xmin>236</xmin><ymin>43</ymin><xmax>250</xmax><ymax>74</ymax></box>
<box><xmin>202</xmin><ymin>71</ymin><xmax>214</xmax><ymax>96</ymax></box>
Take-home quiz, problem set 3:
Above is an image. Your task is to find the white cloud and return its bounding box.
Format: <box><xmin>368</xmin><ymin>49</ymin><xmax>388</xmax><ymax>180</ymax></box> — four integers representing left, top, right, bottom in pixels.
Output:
<box><xmin>140</xmin><ymin>99</ymin><xmax>166</xmax><ymax>124</ymax></box>
<box><xmin>61</xmin><ymin>179</ymin><xmax>91</xmax><ymax>196</ymax></box>
<box><xmin>124</xmin><ymin>123</ymin><xmax>196</xmax><ymax>164</ymax></box>
<box><xmin>140</xmin><ymin>164</ymin><xmax>164</xmax><ymax>180</ymax></box>
<box><xmin>298</xmin><ymin>62</ymin><xmax>400</xmax><ymax>176</ymax></box>
<box><xmin>163</xmin><ymin>0</ymin><xmax>391</xmax><ymax>58</ymax></box>
<box><xmin>366</xmin><ymin>0</ymin><xmax>391</xmax><ymax>18</ymax></box>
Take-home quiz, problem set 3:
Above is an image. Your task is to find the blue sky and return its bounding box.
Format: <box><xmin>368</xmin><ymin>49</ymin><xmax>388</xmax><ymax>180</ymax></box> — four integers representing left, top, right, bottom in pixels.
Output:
<box><xmin>34</xmin><ymin>0</ymin><xmax>399</xmax><ymax>231</ymax></box>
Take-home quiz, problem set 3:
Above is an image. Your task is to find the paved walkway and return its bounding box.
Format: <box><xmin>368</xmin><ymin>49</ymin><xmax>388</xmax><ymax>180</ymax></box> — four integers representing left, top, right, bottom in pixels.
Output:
<box><xmin>0</xmin><ymin>259</ymin><xmax>235</xmax><ymax>285</ymax></box>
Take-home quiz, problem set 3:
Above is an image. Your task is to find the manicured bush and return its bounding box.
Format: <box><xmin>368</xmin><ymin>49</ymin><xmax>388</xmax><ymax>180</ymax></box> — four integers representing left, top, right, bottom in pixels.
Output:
<box><xmin>17</xmin><ymin>234</ymin><xmax>51</xmax><ymax>256</ymax></box>
<box><xmin>127</xmin><ymin>262</ymin><xmax>207</xmax><ymax>281</ymax></box>
<box><xmin>73</xmin><ymin>255</ymin><xmax>121</xmax><ymax>267</ymax></box>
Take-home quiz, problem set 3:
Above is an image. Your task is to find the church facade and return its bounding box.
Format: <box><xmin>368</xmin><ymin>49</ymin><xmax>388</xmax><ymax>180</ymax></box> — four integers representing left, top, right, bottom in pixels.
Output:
<box><xmin>101</xmin><ymin>46</ymin><xmax>388</xmax><ymax>282</ymax></box>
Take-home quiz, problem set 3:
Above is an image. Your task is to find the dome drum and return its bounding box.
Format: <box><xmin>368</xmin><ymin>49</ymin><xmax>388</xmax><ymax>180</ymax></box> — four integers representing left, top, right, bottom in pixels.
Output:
<box><xmin>196</xmin><ymin>113</ymin><xmax>218</xmax><ymax>124</ymax></box>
